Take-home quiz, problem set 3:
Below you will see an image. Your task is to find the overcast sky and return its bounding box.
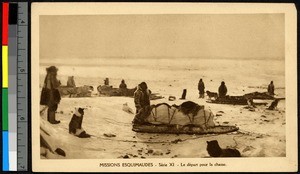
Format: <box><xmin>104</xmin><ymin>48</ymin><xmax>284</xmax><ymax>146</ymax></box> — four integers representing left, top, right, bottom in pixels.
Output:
<box><xmin>40</xmin><ymin>14</ymin><xmax>284</xmax><ymax>59</ymax></box>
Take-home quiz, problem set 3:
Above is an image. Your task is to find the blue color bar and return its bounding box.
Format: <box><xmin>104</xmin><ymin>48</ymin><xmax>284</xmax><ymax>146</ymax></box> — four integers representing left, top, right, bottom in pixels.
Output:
<box><xmin>3</xmin><ymin>131</ymin><xmax>9</xmax><ymax>171</ymax></box>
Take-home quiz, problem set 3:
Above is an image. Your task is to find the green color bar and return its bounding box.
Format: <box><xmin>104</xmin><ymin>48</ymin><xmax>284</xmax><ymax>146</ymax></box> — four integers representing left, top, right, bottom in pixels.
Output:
<box><xmin>2</xmin><ymin>88</ymin><xmax>8</xmax><ymax>130</ymax></box>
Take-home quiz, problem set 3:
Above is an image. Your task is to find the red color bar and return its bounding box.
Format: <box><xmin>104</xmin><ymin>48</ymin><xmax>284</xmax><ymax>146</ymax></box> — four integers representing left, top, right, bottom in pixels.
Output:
<box><xmin>2</xmin><ymin>2</ymin><xmax>9</xmax><ymax>45</ymax></box>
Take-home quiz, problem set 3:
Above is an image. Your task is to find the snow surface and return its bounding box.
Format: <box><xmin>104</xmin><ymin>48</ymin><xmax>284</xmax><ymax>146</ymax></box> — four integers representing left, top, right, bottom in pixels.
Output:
<box><xmin>39</xmin><ymin>57</ymin><xmax>286</xmax><ymax>159</ymax></box>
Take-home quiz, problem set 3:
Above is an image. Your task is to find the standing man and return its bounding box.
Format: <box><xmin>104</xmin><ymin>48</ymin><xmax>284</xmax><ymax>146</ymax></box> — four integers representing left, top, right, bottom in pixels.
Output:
<box><xmin>268</xmin><ymin>81</ymin><xmax>275</xmax><ymax>95</ymax></box>
<box><xmin>119</xmin><ymin>79</ymin><xmax>127</xmax><ymax>89</ymax></box>
<box><xmin>40</xmin><ymin>66</ymin><xmax>61</xmax><ymax>124</ymax></box>
<box><xmin>218</xmin><ymin>81</ymin><xmax>227</xmax><ymax>98</ymax></box>
<box><xmin>67</xmin><ymin>76</ymin><xmax>76</xmax><ymax>87</ymax></box>
<box><xmin>198</xmin><ymin>78</ymin><xmax>205</xmax><ymax>98</ymax></box>
<box><xmin>133</xmin><ymin>82</ymin><xmax>151</xmax><ymax>124</ymax></box>
<box><xmin>119</xmin><ymin>79</ymin><xmax>128</xmax><ymax>96</ymax></box>
<box><xmin>104</xmin><ymin>78</ymin><xmax>109</xmax><ymax>86</ymax></box>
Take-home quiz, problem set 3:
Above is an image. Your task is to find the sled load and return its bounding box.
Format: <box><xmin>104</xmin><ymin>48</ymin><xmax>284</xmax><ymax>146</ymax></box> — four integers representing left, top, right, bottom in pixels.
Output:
<box><xmin>132</xmin><ymin>101</ymin><xmax>238</xmax><ymax>135</ymax></box>
<box><xmin>97</xmin><ymin>85</ymin><xmax>164</xmax><ymax>100</ymax></box>
<box><xmin>243</xmin><ymin>92</ymin><xmax>274</xmax><ymax>100</ymax></box>
<box><xmin>207</xmin><ymin>95</ymin><xmax>248</xmax><ymax>105</ymax></box>
<box><xmin>97</xmin><ymin>85</ymin><xmax>136</xmax><ymax>97</ymax></box>
<box><xmin>58</xmin><ymin>85</ymin><xmax>94</xmax><ymax>97</ymax></box>
<box><xmin>207</xmin><ymin>92</ymin><xmax>275</xmax><ymax>105</ymax></box>
<box><xmin>57</xmin><ymin>76</ymin><xmax>94</xmax><ymax>97</ymax></box>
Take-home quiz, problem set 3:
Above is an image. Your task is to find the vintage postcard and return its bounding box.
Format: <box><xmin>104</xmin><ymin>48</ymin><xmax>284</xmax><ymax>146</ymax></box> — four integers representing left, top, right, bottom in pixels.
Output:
<box><xmin>31</xmin><ymin>3</ymin><xmax>297</xmax><ymax>172</ymax></box>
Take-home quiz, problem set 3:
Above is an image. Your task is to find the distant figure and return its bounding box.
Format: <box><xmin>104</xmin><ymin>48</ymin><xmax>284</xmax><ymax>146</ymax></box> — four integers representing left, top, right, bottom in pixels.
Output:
<box><xmin>268</xmin><ymin>81</ymin><xmax>275</xmax><ymax>96</ymax></box>
<box><xmin>69</xmin><ymin>108</ymin><xmax>91</xmax><ymax>138</ymax></box>
<box><xmin>104</xmin><ymin>78</ymin><xmax>109</xmax><ymax>86</ymax></box>
<box><xmin>218</xmin><ymin>81</ymin><xmax>227</xmax><ymax>98</ymax></box>
<box><xmin>119</xmin><ymin>79</ymin><xmax>128</xmax><ymax>96</ymax></box>
<box><xmin>198</xmin><ymin>79</ymin><xmax>205</xmax><ymax>98</ymax></box>
<box><xmin>133</xmin><ymin>82</ymin><xmax>151</xmax><ymax>124</ymax></box>
<box><xmin>180</xmin><ymin>89</ymin><xmax>187</xmax><ymax>100</ymax></box>
<box><xmin>206</xmin><ymin>140</ymin><xmax>241</xmax><ymax>157</ymax></box>
<box><xmin>67</xmin><ymin>76</ymin><xmax>76</xmax><ymax>87</ymax></box>
<box><xmin>119</xmin><ymin>79</ymin><xmax>127</xmax><ymax>89</ymax></box>
<box><xmin>40</xmin><ymin>66</ymin><xmax>61</xmax><ymax>124</ymax></box>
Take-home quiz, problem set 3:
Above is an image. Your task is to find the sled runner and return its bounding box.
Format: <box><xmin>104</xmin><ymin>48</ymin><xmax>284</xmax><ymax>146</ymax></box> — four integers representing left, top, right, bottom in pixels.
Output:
<box><xmin>207</xmin><ymin>93</ymin><xmax>274</xmax><ymax>105</ymax></box>
<box><xmin>132</xmin><ymin>124</ymin><xmax>239</xmax><ymax>135</ymax></box>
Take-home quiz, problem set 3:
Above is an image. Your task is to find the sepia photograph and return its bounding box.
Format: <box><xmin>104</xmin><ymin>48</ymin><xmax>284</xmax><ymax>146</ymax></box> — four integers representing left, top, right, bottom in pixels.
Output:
<box><xmin>31</xmin><ymin>3</ymin><xmax>297</xmax><ymax>172</ymax></box>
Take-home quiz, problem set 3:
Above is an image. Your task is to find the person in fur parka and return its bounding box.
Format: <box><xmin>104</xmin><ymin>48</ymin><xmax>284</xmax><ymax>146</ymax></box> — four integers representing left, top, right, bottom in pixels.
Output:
<box><xmin>133</xmin><ymin>82</ymin><xmax>151</xmax><ymax>114</ymax></box>
<box><xmin>132</xmin><ymin>82</ymin><xmax>151</xmax><ymax>124</ymax></box>
<box><xmin>40</xmin><ymin>66</ymin><xmax>61</xmax><ymax>124</ymax></box>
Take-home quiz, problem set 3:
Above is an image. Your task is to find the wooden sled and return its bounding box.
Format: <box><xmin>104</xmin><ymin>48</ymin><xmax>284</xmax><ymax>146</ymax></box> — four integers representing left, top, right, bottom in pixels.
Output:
<box><xmin>206</xmin><ymin>91</ymin><xmax>280</xmax><ymax>105</ymax></box>
<box><xmin>207</xmin><ymin>99</ymin><xmax>268</xmax><ymax>106</ymax></box>
<box><xmin>58</xmin><ymin>85</ymin><xmax>93</xmax><ymax>98</ymax></box>
<box><xmin>207</xmin><ymin>96</ymin><xmax>248</xmax><ymax>105</ymax></box>
<box><xmin>97</xmin><ymin>85</ymin><xmax>136</xmax><ymax>97</ymax></box>
<box><xmin>243</xmin><ymin>92</ymin><xmax>274</xmax><ymax>100</ymax></box>
<box><xmin>132</xmin><ymin>124</ymin><xmax>239</xmax><ymax>135</ymax></box>
<box><xmin>97</xmin><ymin>85</ymin><xmax>164</xmax><ymax>100</ymax></box>
<box><xmin>208</xmin><ymin>98</ymin><xmax>272</xmax><ymax>106</ymax></box>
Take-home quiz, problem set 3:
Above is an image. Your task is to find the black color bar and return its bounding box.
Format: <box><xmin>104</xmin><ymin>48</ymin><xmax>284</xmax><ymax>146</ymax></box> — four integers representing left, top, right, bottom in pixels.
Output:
<box><xmin>9</xmin><ymin>3</ymin><xmax>18</xmax><ymax>25</ymax></box>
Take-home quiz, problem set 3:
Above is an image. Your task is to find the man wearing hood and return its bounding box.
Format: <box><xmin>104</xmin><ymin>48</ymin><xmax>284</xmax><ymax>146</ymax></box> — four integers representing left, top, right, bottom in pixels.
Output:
<box><xmin>119</xmin><ymin>79</ymin><xmax>127</xmax><ymax>89</ymax></box>
<box><xmin>133</xmin><ymin>82</ymin><xmax>151</xmax><ymax>124</ymax></box>
<box><xmin>67</xmin><ymin>76</ymin><xmax>76</xmax><ymax>87</ymax></box>
<box><xmin>267</xmin><ymin>81</ymin><xmax>275</xmax><ymax>96</ymax></box>
<box><xmin>119</xmin><ymin>79</ymin><xmax>128</xmax><ymax>96</ymax></box>
<box><xmin>198</xmin><ymin>78</ymin><xmax>205</xmax><ymax>98</ymax></box>
<box><xmin>40</xmin><ymin>66</ymin><xmax>61</xmax><ymax>124</ymax></box>
<box><xmin>218</xmin><ymin>81</ymin><xmax>227</xmax><ymax>98</ymax></box>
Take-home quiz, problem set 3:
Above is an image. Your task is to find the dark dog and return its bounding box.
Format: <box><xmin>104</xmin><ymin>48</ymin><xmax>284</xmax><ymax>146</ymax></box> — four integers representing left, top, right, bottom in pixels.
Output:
<box><xmin>206</xmin><ymin>140</ymin><xmax>241</xmax><ymax>157</ymax></box>
<box><xmin>206</xmin><ymin>91</ymin><xmax>218</xmax><ymax>99</ymax></box>
<box><xmin>69</xmin><ymin>108</ymin><xmax>91</xmax><ymax>138</ymax></box>
<box><xmin>267</xmin><ymin>99</ymin><xmax>279</xmax><ymax>110</ymax></box>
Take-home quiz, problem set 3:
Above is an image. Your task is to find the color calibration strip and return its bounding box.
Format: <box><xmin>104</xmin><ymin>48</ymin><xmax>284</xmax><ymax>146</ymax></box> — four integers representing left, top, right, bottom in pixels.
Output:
<box><xmin>8</xmin><ymin>2</ymin><xmax>18</xmax><ymax>171</ymax></box>
<box><xmin>2</xmin><ymin>2</ymin><xmax>9</xmax><ymax>171</ymax></box>
<box><xmin>2</xmin><ymin>2</ymin><xmax>19</xmax><ymax>171</ymax></box>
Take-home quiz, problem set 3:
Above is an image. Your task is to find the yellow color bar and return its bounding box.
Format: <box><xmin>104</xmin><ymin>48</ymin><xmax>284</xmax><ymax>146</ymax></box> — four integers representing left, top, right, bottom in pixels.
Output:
<box><xmin>2</xmin><ymin>46</ymin><xmax>8</xmax><ymax>88</ymax></box>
